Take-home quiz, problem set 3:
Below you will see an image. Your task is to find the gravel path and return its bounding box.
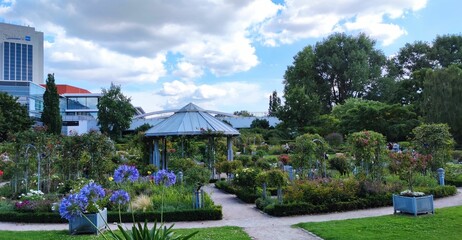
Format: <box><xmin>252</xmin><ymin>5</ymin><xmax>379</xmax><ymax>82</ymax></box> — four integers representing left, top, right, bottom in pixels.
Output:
<box><xmin>0</xmin><ymin>185</ymin><xmax>461</xmax><ymax>240</ymax></box>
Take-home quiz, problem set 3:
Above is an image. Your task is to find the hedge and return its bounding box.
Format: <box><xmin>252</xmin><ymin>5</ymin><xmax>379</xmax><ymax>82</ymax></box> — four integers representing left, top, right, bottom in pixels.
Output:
<box><xmin>215</xmin><ymin>181</ymin><xmax>258</xmax><ymax>203</ymax></box>
<box><xmin>258</xmin><ymin>185</ymin><xmax>457</xmax><ymax>217</ymax></box>
<box><xmin>0</xmin><ymin>206</ymin><xmax>222</xmax><ymax>223</ymax></box>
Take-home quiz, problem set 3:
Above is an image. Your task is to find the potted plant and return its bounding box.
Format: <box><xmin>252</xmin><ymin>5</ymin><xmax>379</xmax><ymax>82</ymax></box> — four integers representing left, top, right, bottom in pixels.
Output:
<box><xmin>60</xmin><ymin>182</ymin><xmax>107</xmax><ymax>234</ymax></box>
<box><xmin>389</xmin><ymin>151</ymin><xmax>434</xmax><ymax>216</ymax></box>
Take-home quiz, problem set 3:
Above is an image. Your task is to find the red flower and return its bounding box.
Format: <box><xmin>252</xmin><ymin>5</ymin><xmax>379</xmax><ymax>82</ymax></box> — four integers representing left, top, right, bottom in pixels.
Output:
<box><xmin>0</xmin><ymin>170</ymin><xmax>4</xmax><ymax>177</ymax></box>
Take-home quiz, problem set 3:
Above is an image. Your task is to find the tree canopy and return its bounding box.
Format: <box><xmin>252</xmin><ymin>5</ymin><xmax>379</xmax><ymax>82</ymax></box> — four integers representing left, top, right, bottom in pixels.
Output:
<box><xmin>97</xmin><ymin>83</ymin><xmax>136</xmax><ymax>140</ymax></box>
<box><xmin>422</xmin><ymin>65</ymin><xmax>462</xmax><ymax>143</ymax></box>
<box><xmin>0</xmin><ymin>92</ymin><xmax>33</xmax><ymax>141</ymax></box>
<box><xmin>41</xmin><ymin>73</ymin><xmax>62</xmax><ymax>135</ymax></box>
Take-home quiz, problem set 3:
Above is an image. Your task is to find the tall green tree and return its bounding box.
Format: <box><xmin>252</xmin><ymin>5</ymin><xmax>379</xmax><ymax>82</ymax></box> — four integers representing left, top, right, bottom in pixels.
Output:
<box><xmin>430</xmin><ymin>34</ymin><xmax>462</xmax><ymax>68</ymax></box>
<box><xmin>389</xmin><ymin>41</ymin><xmax>433</xmax><ymax>79</ymax></box>
<box><xmin>280</xmin><ymin>33</ymin><xmax>387</xmax><ymax>133</ymax></box>
<box><xmin>97</xmin><ymin>83</ymin><xmax>136</xmax><ymax>140</ymax></box>
<box><xmin>41</xmin><ymin>73</ymin><xmax>62</xmax><ymax>135</ymax></box>
<box><xmin>0</xmin><ymin>92</ymin><xmax>33</xmax><ymax>141</ymax></box>
<box><xmin>313</xmin><ymin>33</ymin><xmax>386</xmax><ymax>109</ymax></box>
<box><xmin>422</xmin><ymin>65</ymin><xmax>462</xmax><ymax>144</ymax></box>
<box><xmin>268</xmin><ymin>90</ymin><xmax>281</xmax><ymax>117</ymax></box>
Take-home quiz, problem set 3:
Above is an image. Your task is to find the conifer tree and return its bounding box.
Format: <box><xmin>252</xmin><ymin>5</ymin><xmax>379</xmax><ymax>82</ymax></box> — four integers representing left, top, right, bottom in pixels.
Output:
<box><xmin>41</xmin><ymin>73</ymin><xmax>62</xmax><ymax>135</ymax></box>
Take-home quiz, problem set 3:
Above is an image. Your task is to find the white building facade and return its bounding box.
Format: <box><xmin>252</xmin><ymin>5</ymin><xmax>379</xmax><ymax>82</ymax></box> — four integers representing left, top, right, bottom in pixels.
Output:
<box><xmin>0</xmin><ymin>22</ymin><xmax>44</xmax><ymax>84</ymax></box>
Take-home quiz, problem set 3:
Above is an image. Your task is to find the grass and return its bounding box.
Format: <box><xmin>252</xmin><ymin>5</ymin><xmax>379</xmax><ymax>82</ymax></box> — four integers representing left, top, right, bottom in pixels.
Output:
<box><xmin>0</xmin><ymin>226</ymin><xmax>250</xmax><ymax>240</ymax></box>
<box><xmin>296</xmin><ymin>205</ymin><xmax>462</xmax><ymax>240</ymax></box>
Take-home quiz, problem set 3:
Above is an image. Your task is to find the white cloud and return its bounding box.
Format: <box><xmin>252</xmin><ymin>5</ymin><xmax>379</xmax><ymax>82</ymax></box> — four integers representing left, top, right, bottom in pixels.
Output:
<box><xmin>3</xmin><ymin>0</ymin><xmax>280</xmax><ymax>83</ymax></box>
<box><xmin>173</xmin><ymin>61</ymin><xmax>204</xmax><ymax>80</ymax></box>
<box><xmin>156</xmin><ymin>80</ymin><xmax>266</xmax><ymax>112</ymax></box>
<box><xmin>258</xmin><ymin>0</ymin><xmax>427</xmax><ymax>46</ymax></box>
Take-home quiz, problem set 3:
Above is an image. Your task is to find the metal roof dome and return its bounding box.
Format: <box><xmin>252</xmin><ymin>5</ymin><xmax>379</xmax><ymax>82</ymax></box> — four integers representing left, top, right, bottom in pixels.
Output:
<box><xmin>145</xmin><ymin>103</ymin><xmax>240</xmax><ymax>137</ymax></box>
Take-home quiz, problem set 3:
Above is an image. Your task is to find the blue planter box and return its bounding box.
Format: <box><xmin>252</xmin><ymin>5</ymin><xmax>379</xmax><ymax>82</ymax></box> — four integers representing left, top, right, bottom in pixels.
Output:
<box><xmin>393</xmin><ymin>195</ymin><xmax>434</xmax><ymax>216</ymax></box>
<box><xmin>69</xmin><ymin>208</ymin><xmax>107</xmax><ymax>235</ymax></box>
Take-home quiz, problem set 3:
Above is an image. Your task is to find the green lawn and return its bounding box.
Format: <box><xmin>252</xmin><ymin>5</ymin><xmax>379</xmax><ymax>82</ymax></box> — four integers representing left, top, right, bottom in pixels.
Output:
<box><xmin>0</xmin><ymin>226</ymin><xmax>250</xmax><ymax>240</ymax></box>
<box><xmin>296</xmin><ymin>206</ymin><xmax>462</xmax><ymax>240</ymax></box>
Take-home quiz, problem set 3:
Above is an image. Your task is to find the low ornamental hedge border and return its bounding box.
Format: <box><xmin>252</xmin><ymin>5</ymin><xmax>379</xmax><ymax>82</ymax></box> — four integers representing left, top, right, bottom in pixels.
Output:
<box><xmin>256</xmin><ymin>185</ymin><xmax>457</xmax><ymax>217</ymax></box>
<box><xmin>0</xmin><ymin>206</ymin><xmax>222</xmax><ymax>223</ymax></box>
<box><xmin>214</xmin><ymin>181</ymin><xmax>258</xmax><ymax>203</ymax></box>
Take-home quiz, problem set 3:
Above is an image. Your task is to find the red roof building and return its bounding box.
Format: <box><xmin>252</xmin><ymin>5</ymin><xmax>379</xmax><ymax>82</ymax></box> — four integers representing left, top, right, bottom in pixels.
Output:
<box><xmin>40</xmin><ymin>84</ymin><xmax>91</xmax><ymax>95</ymax></box>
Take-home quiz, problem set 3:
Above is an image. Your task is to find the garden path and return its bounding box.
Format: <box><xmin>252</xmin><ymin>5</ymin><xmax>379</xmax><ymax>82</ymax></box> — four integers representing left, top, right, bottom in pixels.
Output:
<box><xmin>0</xmin><ymin>186</ymin><xmax>461</xmax><ymax>240</ymax></box>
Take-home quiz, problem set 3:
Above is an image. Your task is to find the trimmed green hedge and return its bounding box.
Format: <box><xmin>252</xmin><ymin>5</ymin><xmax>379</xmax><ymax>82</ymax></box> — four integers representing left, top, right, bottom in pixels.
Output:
<box><xmin>257</xmin><ymin>185</ymin><xmax>457</xmax><ymax>217</ymax></box>
<box><xmin>0</xmin><ymin>206</ymin><xmax>222</xmax><ymax>223</ymax></box>
<box><xmin>215</xmin><ymin>181</ymin><xmax>258</xmax><ymax>203</ymax></box>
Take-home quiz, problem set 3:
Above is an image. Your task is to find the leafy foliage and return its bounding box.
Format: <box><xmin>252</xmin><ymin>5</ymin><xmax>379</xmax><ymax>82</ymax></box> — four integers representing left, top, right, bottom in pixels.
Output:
<box><xmin>332</xmin><ymin>98</ymin><xmax>420</xmax><ymax>142</ymax></box>
<box><xmin>292</xmin><ymin>133</ymin><xmax>328</xmax><ymax>177</ymax></box>
<box><xmin>412</xmin><ymin>123</ymin><xmax>454</xmax><ymax>170</ymax></box>
<box><xmin>422</xmin><ymin>65</ymin><xmax>462</xmax><ymax>144</ymax></box>
<box><xmin>347</xmin><ymin>131</ymin><xmax>387</xmax><ymax>180</ymax></box>
<box><xmin>98</xmin><ymin>83</ymin><xmax>136</xmax><ymax>140</ymax></box>
<box><xmin>0</xmin><ymin>92</ymin><xmax>33</xmax><ymax>142</ymax></box>
<box><xmin>41</xmin><ymin>74</ymin><xmax>62</xmax><ymax>135</ymax></box>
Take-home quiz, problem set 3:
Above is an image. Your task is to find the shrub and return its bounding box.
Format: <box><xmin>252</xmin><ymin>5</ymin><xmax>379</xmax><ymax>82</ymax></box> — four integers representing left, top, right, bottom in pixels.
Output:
<box><xmin>234</xmin><ymin>155</ymin><xmax>252</xmax><ymax>166</ymax></box>
<box><xmin>268</xmin><ymin>145</ymin><xmax>284</xmax><ymax>155</ymax></box>
<box><xmin>184</xmin><ymin>166</ymin><xmax>211</xmax><ymax>186</ymax></box>
<box><xmin>328</xmin><ymin>153</ymin><xmax>350</xmax><ymax>176</ymax></box>
<box><xmin>234</xmin><ymin>168</ymin><xmax>260</xmax><ymax>189</ymax></box>
<box><xmin>278</xmin><ymin>154</ymin><xmax>290</xmax><ymax>165</ymax></box>
<box><xmin>325</xmin><ymin>132</ymin><xmax>344</xmax><ymax>148</ymax></box>
<box><xmin>168</xmin><ymin>158</ymin><xmax>196</xmax><ymax>173</ymax></box>
<box><xmin>452</xmin><ymin>150</ymin><xmax>462</xmax><ymax>163</ymax></box>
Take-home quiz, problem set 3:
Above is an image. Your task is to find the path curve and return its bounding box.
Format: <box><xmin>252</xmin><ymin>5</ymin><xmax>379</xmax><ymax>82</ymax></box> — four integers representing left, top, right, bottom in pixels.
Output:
<box><xmin>0</xmin><ymin>186</ymin><xmax>461</xmax><ymax>240</ymax></box>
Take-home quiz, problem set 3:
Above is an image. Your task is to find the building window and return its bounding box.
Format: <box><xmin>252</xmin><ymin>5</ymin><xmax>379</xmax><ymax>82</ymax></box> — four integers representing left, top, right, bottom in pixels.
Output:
<box><xmin>22</xmin><ymin>44</ymin><xmax>27</xmax><ymax>80</ymax></box>
<box><xmin>27</xmin><ymin>45</ymin><xmax>33</xmax><ymax>81</ymax></box>
<box><xmin>15</xmin><ymin>43</ymin><xmax>21</xmax><ymax>80</ymax></box>
<box><xmin>4</xmin><ymin>42</ymin><xmax>9</xmax><ymax>80</ymax></box>
<box><xmin>9</xmin><ymin>42</ymin><xmax>15</xmax><ymax>80</ymax></box>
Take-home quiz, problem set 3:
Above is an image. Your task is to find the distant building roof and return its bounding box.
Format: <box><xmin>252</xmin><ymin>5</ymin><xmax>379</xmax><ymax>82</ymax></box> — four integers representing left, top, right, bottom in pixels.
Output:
<box><xmin>145</xmin><ymin>103</ymin><xmax>240</xmax><ymax>137</ymax></box>
<box><xmin>217</xmin><ymin>116</ymin><xmax>280</xmax><ymax>129</ymax></box>
<box><xmin>41</xmin><ymin>84</ymin><xmax>91</xmax><ymax>94</ymax></box>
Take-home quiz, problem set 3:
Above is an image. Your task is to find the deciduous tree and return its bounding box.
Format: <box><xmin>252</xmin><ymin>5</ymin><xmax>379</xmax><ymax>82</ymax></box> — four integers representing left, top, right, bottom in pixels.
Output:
<box><xmin>0</xmin><ymin>92</ymin><xmax>32</xmax><ymax>141</ymax></box>
<box><xmin>97</xmin><ymin>83</ymin><xmax>136</xmax><ymax>140</ymax></box>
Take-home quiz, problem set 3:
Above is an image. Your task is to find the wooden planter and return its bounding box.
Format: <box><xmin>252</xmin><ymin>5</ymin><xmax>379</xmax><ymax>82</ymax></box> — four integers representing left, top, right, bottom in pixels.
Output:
<box><xmin>393</xmin><ymin>194</ymin><xmax>434</xmax><ymax>216</ymax></box>
<box><xmin>69</xmin><ymin>208</ymin><xmax>107</xmax><ymax>235</ymax></box>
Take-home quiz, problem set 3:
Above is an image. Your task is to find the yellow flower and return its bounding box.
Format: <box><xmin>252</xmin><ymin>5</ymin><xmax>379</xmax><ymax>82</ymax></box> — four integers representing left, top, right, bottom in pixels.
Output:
<box><xmin>147</xmin><ymin>171</ymin><xmax>152</xmax><ymax>175</ymax></box>
<box><xmin>108</xmin><ymin>176</ymin><xmax>113</xmax><ymax>181</ymax></box>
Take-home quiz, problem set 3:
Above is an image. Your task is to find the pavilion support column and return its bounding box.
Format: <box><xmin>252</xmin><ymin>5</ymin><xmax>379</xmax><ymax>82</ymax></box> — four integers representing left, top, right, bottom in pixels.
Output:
<box><xmin>153</xmin><ymin>139</ymin><xmax>160</xmax><ymax>168</ymax></box>
<box><xmin>162</xmin><ymin>137</ymin><xmax>168</xmax><ymax>170</ymax></box>
<box><xmin>148</xmin><ymin>140</ymin><xmax>153</xmax><ymax>165</ymax></box>
<box><xmin>209</xmin><ymin>136</ymin><xmax>216</xmax><ymax>179</ymax></box>
<box><xmin>227</xmin><ymin>136</ymin><xmax>234</xmax><ymax>161</ymax></box>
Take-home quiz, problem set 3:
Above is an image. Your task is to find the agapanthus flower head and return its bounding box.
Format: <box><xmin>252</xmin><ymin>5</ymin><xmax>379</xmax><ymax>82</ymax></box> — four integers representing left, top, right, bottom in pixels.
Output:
<box><xmin>59</xmin><ymin>193</ymin><xmax>88</xmax><ymax>221</ymax></box>
<box><xmin>110</xmin><ymin>190</ymin><xmax>130</xmax><ymax>205</ymax></box>
<box><xmin>154</xmin><ymin>169</ymin><xmax>176</xmax><ymax>187</ymax></box>
<box><xmin>80</xmin><ymin>182</ymin><xmax>105</xmax><ymax>202</ymax></box>
<box><xmin>113</xmin><ymin>165</ymin><xmax>139</xmax><ymax>183</ymax></box>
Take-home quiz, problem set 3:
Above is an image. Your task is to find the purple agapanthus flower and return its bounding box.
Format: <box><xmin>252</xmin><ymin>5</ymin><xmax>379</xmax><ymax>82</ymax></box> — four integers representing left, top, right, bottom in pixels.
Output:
<box><xmin>80</xmin><ymin>182</ymin><xmax>105</xmax><ymax>202</ymax></box>
<box><xmin>59</xmin><ymin>193</ymin><xmax>88</xmax><ymax>221</ymax></box>
<box><xmin>110</xmin><ymin>190</ymin><xmax>130</xmax><ymax>205</ymax></box>
<box><xmin>113</xmin><ymin>165</ymin><xmax>139</xmax><ymax>183</ymax></box>
<box><xmin>154</xmin><ymin>169</ymin><xmax>176</xmax><ymax>187</ymax></box>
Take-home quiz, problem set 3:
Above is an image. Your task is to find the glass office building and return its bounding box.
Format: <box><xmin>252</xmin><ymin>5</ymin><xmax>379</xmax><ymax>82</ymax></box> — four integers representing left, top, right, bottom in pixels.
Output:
<box><xmin>0</xmin><ymin>80</ymin><xmax>44</xmax><ymax>119</ymax></box>
<box><xmin>0</xmin><ymin>23</ymin><xmax>45</xmax><ymax>119</ymax></box>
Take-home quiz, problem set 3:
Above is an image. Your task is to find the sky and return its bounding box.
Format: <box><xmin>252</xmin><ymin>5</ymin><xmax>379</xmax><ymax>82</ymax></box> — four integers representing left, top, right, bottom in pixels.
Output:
<box><xmin>1</xmin><ymin>0</ymin><xmax>461</xmax><ymax>115</ymax></box>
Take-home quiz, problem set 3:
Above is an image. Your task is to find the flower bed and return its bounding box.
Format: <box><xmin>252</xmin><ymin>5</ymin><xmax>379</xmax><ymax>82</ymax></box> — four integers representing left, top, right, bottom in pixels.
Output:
<box><xmin>255</xmin><ymin>179</ymin><xmax>456</xmax><ymax>217</ymax></box>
